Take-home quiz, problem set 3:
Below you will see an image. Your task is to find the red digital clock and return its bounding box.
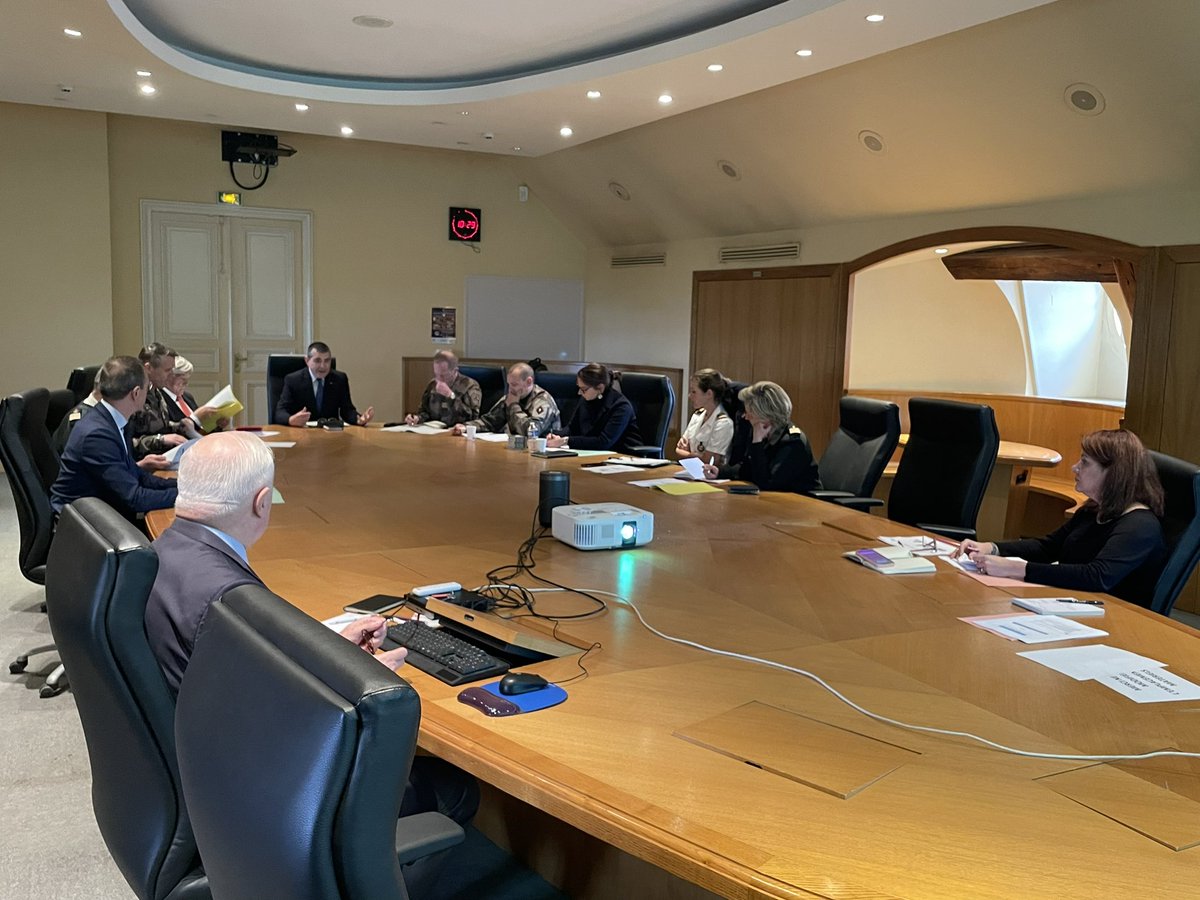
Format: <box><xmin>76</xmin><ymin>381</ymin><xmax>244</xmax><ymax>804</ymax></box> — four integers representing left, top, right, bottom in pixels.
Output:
<box><xmin>448</xmin><ymin>206</ymin><xmax>481</xmax><ymax>242</ymax></box>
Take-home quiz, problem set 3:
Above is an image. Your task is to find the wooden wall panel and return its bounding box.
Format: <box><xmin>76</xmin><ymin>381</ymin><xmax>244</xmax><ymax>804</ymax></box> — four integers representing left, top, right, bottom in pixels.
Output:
<box><xmin>691</xmin><ymin>265</ymin><xmax>847</xmax><ymax>454</ymax></box>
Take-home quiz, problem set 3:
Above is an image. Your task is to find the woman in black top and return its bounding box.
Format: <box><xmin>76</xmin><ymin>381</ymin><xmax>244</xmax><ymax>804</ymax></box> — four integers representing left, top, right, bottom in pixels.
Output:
<box><xmin>546</xmin><ymin>363</ymin><xmax>642</xmax><ymax>452</ymax></box>
<box><xmin>703</xmin><ymin>381</ymin><xmax>821</xmax><ymax>494</ymax></box>
<box><xmin>953</xmin><ymin>429</ymin><xmax>1167</xmax><ymax>605</ymax></box>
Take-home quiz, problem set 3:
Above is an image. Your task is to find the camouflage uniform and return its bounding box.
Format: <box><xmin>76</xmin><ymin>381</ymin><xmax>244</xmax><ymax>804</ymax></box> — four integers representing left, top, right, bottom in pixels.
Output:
<box><xmin>415</xmin><ymin>372</ymin><xmax>482</xmax><ymax>427</ymax></box>
<box><xmin>129</xmin><ymin>386</ymin><xmax>190</xmax><ymax>457</ymax></box>
<box><xmin>467</xmin><ymin>385</ymin><xmax>560</xmax><ymax>436</ymax></box>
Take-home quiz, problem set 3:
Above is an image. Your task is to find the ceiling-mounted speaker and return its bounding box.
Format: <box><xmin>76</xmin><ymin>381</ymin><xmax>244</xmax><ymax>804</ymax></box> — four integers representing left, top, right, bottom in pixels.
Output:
<box><xmin>1064</xmin><ymin>83</ymin><xmax>1105</xmax><ymax>116</ymax></box>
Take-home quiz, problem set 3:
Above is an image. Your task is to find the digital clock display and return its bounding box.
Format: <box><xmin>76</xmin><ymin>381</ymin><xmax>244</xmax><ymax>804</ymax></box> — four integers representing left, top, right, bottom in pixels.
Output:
<box><xmin>448</xmin><ymin>207</ymin><xmax>482</xmax><ymax>242</ymax></box>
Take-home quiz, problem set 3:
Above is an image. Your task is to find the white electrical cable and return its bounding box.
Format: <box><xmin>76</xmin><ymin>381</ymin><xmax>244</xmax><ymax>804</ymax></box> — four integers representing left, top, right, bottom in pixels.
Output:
<box><xmin>530</xmin><ymin>587</ymin><xmax>1200</xmax><ymax>764</ymax></box>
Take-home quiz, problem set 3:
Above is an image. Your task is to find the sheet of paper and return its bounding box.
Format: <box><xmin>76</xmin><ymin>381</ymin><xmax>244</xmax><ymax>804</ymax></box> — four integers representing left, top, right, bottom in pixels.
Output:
<box><xmin>473</xmin><ymin>433</ymin><xmax>509</xmax><ymax>442</ymax></box>
<box><xmin>202</xmin><ymin>384</ymin><xmax>237</xmax><ymax>408</ymax></box>
<box><xmin>1018</xmin><ymin>645</ymin><xmax>1168</xmax><ymax>681</ymax></box>
<box><xmin>380</xmin><ymin>424</ymin><xmax>451</xmax><ymax>435</ymax></box>
<box><xmin>879</xmin><ymin>536</ymin><xmax>958</xmax><ymax>556</ymax></box>
<box><xmin>629</xmin><ymin>477</ymin><xmax>681</xmax><ymax>488</ymax></box>
<box><xmin>161</xmin><ymin>437</ymin><xmax>199</xmax><ymax>465</ymax></box>
<box><xmin>1095</xmin><ymin>668</ymin><xmax>1200</xmax><ymax>703</ymax></box>
<box><xmin>264</xmin><ymin>441</ymin><xmax>297</xmax><ymax>448</ymax></box>
<box><xmin>584</xmin><ymin>464</ymin><xmax>642</xmax><ymax>474</ymax></box>
<box><xmin>255</xmin><ymin>430</ymin><xmax>280</xmax><ymax>437</ymax></box>
<box><xmin>960</xmin><ymin>613</ymin><xmax>1108</xmax><ymax>644</ymax></box>
<box><xmin>321</xmin><ymin>612</ymin><xmax>363</xmax><ymax>632</ymax></box>
<box><xmin>677</xmin><ymin>457</ymin><xmax>707</xmax><ymax>480</ymax></box>
<box><xmin>604</xmin><ymin>456</ymin><xmax>674</xmax><ymax>468</ymax></box>
<box><xmin>573</xmin><ymin>449</ymin><xmax>612</xmax><ymax>457</ymax></box>
<box><xmin>271</xmin><ymin>487</ymin><xmax>284</xmax><ymax>505</ymax></box>
<box><xmin>942</xmin><ymin>554</ymin><xmax>1030</xmax><ymax>587</ymax></box>
<box><xmin>656</xmin><ymin>481</ymin><xmax>722</xmax><ymax>495</ymax></box>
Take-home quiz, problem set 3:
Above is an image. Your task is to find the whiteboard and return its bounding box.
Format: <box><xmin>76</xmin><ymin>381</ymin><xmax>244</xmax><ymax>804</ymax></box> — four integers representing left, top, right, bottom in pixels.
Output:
<box><xmin>465</xmin><ymin>276</ymin><xmax>583</xmax><ymax>361</ymax></box>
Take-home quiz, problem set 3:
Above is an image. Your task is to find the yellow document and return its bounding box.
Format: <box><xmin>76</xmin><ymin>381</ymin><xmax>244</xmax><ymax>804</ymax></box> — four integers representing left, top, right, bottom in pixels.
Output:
<box><xmin>654</xmin><ymin>481</ymin><xmax>722</xmax><ymax>495</ymax></box>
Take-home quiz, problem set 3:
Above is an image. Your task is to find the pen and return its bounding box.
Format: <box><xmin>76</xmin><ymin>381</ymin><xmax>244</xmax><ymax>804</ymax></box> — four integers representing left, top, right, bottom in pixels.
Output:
<box><xmin>1057</xmin><ymin>598</ymin><xmax>1104</xmax><ymax>606</ymax></box>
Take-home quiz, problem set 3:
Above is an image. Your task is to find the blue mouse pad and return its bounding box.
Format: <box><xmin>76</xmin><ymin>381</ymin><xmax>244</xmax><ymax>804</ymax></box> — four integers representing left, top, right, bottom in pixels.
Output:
<box><xmin>456</xmin><ymin>682</ymin><xmax>568</xmax><ymax>716</ymax></box>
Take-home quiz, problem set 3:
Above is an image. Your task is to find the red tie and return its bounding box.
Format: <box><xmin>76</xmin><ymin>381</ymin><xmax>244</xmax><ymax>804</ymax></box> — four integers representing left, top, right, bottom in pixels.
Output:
<box><xmin>178</xmin><ymin>395</ymin><xmax>193</xmax><ymax>417</ymax></box>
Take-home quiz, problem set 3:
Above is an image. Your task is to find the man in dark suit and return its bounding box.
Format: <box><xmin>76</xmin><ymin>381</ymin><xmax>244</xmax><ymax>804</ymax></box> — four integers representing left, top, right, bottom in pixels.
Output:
<box><xmin>274</xmin><ymin>341</ymin><xmax>374</xmax><ymax>426</ymax></box>
<box><xmin>144</xmin><ymin>430</ymin><xmax>477</xmax><ymax>826</ymax></box>
<box><xmin>50</xmin><ymin>355</ymin><xmax>179</xmax><ymax>521</ymax></box>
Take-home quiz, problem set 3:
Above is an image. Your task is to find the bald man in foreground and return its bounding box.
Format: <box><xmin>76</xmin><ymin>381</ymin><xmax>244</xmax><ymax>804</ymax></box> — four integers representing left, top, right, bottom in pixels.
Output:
<box><xmin>144</xmin><ymin>431</ymin><xmax>478</xmax><ymax>825</ymax></box>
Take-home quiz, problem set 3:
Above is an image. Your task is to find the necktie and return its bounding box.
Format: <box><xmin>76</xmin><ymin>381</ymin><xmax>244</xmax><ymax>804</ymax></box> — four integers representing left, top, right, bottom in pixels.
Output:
<box><xmin>121</xmin><ymin>423</ymin><xmax>134</xmax><ymax>458</ymax></box>
<box><xmin>315</xmin><ymin>378</ymin><xmax>325</xmax><ymax>414</ymax></box>
<box><xmin>177</xmin><ymin>395</ymin><xmax>193</xmax><ymax>418</ymax></box>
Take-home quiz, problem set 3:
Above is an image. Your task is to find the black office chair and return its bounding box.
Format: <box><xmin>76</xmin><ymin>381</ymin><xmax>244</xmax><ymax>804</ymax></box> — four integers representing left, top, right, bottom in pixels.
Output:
<box><xmin>887</xmin><ymin>398</ymin><xmax>1000</xmax><ymax>541</ymax></box>
<box><xmin>723</xmin><ymin>379</ymin><xmax>753</xmax><ymax>467</ymax></box>
<box><xmin>266</xmin><ymin>353</ymin><xmax>336</xmax><ymax>424</ymax></box>
<box><xmin>46</xmin><ymin>387</ymin><xmax>77</xmax><ymax>435</ymax></box>
<box><xmin>459</xmin><ymin>364</ymin><xmax>506</xmax><ymax>415</ymax></box>
<box><xmin>534</xmin><ymin>370</ymin><xmax>580</xmax><ymax>426</ymax></box>
<box><xmin>812</xmin><ymin>397</ymin><xmax>901</xmax><ymax>512</ymax></box>
<box><xmin>67</xmin><ymin>364</ymin><xmax>101</xmax><ymax>404</ymax></box>
<box><xmin>617</xmin><ymin>372</ymin><xmax>676</xmax><ymax>458</ymax></box>
<box><xmin>1149</xmin><ymin>451</ymin><xmax>1200</xmax><ymax>616</ymax></box>
<box><xmin>1</xmin><ymin>389</ymin><xmax>68</xmax><ymax>697</ymax></box>
<box><xmin>175</xmin><ymin>583</ymin><xmax>464</xmax><ymax>900</ymax></box>
<box><xmin>45</xmin><ymin>498</ymin><xmax>210</xmax><ymax>900</ymax></box>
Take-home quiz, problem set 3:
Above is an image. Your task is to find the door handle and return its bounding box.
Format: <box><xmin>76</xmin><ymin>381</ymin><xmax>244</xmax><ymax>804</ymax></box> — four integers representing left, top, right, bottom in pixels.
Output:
<box><xmin>233</xmin><ymin>351</ymin><xmax>249</xmax><ymax>373</ymax></box>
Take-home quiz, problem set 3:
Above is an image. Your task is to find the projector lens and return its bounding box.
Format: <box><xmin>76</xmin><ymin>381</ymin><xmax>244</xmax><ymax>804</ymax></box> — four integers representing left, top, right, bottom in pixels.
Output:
<box><xmin>620</xmin><ymin>522</ymin><xmax>637</xmax><ymax>545</ymax></box>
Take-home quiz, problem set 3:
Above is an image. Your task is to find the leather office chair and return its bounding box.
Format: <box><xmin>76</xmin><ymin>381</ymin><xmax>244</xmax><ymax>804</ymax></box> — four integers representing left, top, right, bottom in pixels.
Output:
<box><xmin>812</xmin><ymin>396</ymin><xmax>901</xmax><ymax>512</ymax></box>
<box><xmin>1149</xmin><ymin>451</ymin><xmax>1200</xmax><ymax>616</ymax></box>
<box><xmin>534</xmin><ymin>370</ymin><xmax>580</xmax><ymax>426</ymax></box>
<box><xmin>723</xmin><ymin>379</ymin><xmax>752</xmax><ymax>467</ymax></box>
<box><xmin>45</xmin><ymin>498</ymin><xmax>210</xmax><ymax>900</ymax></box>
<box><xmin>266</xmin><ymin>353</ymin><xmax>336</xmax><ymax>424</ymax></box>
<box><xmin>46</xmin><ymin>387</ymin><xmax>77</xmax><ymax>435</ymax></box>
<box><xmin>67</xmin><ymin>364</ymin><xmax>101</xmax><ymax>404</ymax></box>
<box><xmin>887</xmin><ymin>398</ymin><xmax>999</xmax><ymax>541</ymax></box>
<box><xmin>458</xmin><ymin>364</ymin><xmax>506</xmax><ymax>415</ymax></box>
<box><xmin>617</xmin><ymin>372</ymin><xmax>675</xmax><ymax>458</ymax></box>
<box><xmin>1</xmin><ymin>389</ymin><xmax>68</xmax><ymax>697</ymax></box>
<box><xmin>175</xmin><ymin>583</ymin><xmax>463</xmax><ymax>900</ymax></box>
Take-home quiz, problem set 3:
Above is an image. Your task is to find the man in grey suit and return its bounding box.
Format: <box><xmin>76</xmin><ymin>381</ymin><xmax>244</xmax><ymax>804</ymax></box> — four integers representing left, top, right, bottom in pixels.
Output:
<box><xmin>144</xmin><ymin>431</ymin><xmax>477</xmax><ymax>825</ymax></box>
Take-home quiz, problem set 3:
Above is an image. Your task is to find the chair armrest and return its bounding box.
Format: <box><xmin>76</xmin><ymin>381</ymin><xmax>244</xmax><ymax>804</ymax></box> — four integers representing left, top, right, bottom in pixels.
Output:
<box><xmin>810</xmin><ymin>490</ymin><xmax>854</xmax><ymax>500</ymax></box>
<box><xmin>915</xmin><ymin>524</ymin><xmax>976</xmax><ymax>542</ymax></box>
<box><xmin>629</xmin><ymin>445</ymin><xmax>664</xmax><ymax>459</ymax></box>
<box><xmin>394</xmin><ymin>812</ymin><xmax>465</xmax><ymax>866</ymax></box>
<box><xmin>810</xmin><ymin>491</ymin><xmax>884</xmax><ymax>513</ymax></box>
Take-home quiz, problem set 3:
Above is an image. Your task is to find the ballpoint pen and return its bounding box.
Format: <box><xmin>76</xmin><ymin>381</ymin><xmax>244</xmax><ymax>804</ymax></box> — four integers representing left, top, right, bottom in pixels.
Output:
<box><xmin>1055</xmin><ymin>598</ymin><xmax>1104</xmax><ymax>605</ymax></box>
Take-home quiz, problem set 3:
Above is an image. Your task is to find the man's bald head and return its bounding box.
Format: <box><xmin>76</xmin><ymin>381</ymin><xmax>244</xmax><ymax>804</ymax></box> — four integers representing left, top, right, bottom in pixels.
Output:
<box><xmin>175</xmin><ymin>432</ymin><xmax>275</xmax><ymax>543</ymax></box>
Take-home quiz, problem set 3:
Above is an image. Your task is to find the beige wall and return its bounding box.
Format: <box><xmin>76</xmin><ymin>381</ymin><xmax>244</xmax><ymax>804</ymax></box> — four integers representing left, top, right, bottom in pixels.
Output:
<box><xmin>0</xmin><ymin>102</ymin><xmax>113</xmax><ymax>397</ymax></box>
<box><xmin>847</xmin><ymin>257</ymin><xmax>1026</xmax><ymax>393</ymax></box>
<box><xmin>104</xmin><ymin>114</ymin><xmax>585</xmax><ymax>421</ymax></box>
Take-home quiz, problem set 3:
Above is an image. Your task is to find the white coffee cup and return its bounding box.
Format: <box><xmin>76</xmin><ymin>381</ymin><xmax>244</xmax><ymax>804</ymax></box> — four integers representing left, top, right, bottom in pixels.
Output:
<box><xmin>529</xmin><ymin>437</ymin><xmax>548</xmax><ymax>453</ymax></box>
<box><xmin>464</xmin><ymin>425</ymin><xmax>477</xmax><ymax>440</ymax></box>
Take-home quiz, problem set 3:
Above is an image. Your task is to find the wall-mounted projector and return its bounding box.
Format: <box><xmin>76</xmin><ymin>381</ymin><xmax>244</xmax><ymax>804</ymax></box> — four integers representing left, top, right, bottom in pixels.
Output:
<box><xmin>552</xmin><ymin>503</ymin><xmax>653</xmax><ymax>550</ymax></box>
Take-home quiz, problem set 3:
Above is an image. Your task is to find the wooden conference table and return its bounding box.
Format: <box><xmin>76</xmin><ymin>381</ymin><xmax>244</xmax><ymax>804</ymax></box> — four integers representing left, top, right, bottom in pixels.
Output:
<box><xmin>150</xmin><ymin>428</ymin><xmax>1200</xmax><ymax>899</ymax></box>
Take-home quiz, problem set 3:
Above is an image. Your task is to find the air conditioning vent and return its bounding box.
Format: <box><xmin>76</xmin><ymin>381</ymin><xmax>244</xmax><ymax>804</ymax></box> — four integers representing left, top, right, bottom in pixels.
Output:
<box><xmin>610</xmin><ymin>253</ymin><xmax>666</xmax><ymax>268</ymax></box>
<box><xmin>719</xmin><ymin>243</ymin><xmax>800</xmax><ymax>264</ymax></box>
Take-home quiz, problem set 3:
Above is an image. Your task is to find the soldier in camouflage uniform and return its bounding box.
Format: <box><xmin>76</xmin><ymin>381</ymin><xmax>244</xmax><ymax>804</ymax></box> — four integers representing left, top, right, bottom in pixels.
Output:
<box><xmin>404</xmin><ymin>350</ymin><xmax>482</xmax><ymax>427</ymax></box>
<box><xmin>454</xmin><ymin>362</ymin><xmax>560</xmax><ymax>437</ymax></box>
<box><xmin>129</xmin><ymin>342</ymin><xmax>197</xmax><ymax>458</ymax></box>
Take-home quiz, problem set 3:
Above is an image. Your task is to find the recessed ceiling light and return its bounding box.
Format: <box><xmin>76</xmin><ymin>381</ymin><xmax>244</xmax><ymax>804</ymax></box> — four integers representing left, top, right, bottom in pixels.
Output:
<box><xmin>707</xmin><ymin>63</ymin><xmax>723</xmax><ymax>73</ymax></box>
<box><xmin>64</xmin><ymin>28</ymin><xmax>82</xmax><ymax>38</ymax></box>
<box><xmin>658</xmin><ymin>94</ymin><xmax>673</xmax><ymax>105</ymax></box>
<box><xmin>866</xmin><ymin>14</ymin><xmax>885</xmax><ymax>23</ymax></box>
<box><xmin>796</xmin><ymin>48</ymin><xmax>813</xmax><ymax>57</ymax></box>
<box><xmin>934</xmin><ymin>248</ymin><xmax>949</xmax><ymax>255</ymax></box>
<box><xmin>459</xmin><ymin>110</ymin><xmax>470</xmax><ymax>116</ymax></box>
<box><xmin>717</xmin><ymin>159</ymin><xmax>741</xmax><ymax>180</ymax></box>
<box><xmin>1064</xmin><ymin>82</ymin><xmax>1106</xmax><ymax>116</ymax></box>
<box><xmin>294</xmin><ymin>103</ymin><xmax>309</xmax><ymax>112</ymax></box>
<box><xmin>858</xmin><ymin>130</ymin><xmax>885</xmax><ymax>152</ymax></box>
<box><xmin>139</xmin><ymin>83</ymin><xmax>157</xmax><ymax>96</ymax></box>
<box><xmin>560</xmin><ymin>126</ymin><xmax>573</xmax><ymax>138</ymax></box>
<box><xmin>340</xmin><ymin>125</ymin><xmax>354</xmax><ymax>136</ymax></box>
<box><xmin>608</xmin><ymin>182</ymin><xmax>631</xmax><ymax>201</ymax></box>
<box><xmin>136</xmin><ymin>70</ymin><xmax>152</xmax><ymax>78</ymax></box>
<box><xmin>512</xmin><ymin>146</ymin><xmax>521</xmax><ymax>151</ymax></box>
<box><xmin>586</xmin><ymin>90</ymin><xmax>602</xmax><ymax>99</ymax></box>
<box><xmin>351</xmin><ymin>15</ymin><xmax>393</xmax><ymax>28</ymax></box>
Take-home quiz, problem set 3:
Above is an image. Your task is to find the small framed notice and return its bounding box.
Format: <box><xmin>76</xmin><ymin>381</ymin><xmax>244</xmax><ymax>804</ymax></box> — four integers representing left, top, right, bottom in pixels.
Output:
<box><xmin>431</xmin><ymin>307</ymin><xmax>456</xmax><ymax>344</ymax></box>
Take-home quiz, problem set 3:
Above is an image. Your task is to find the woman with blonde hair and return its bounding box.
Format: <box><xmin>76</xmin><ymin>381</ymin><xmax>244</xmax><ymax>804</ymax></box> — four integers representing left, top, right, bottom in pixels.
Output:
<box><xmin>703</xmin><ymin>381</ymin><xmax>820</xmax><ymax>494</ymax></box>
<box><xmin>954</xmin><ymin>429</ymin><xmax>1166</xmax><ymax>605</ymax></box>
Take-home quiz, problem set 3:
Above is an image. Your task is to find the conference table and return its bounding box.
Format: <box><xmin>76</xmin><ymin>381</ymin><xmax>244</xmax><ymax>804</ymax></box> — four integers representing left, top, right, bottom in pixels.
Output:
<box><xmin>150</xmin><ymin>428</ymin><xmax>1200</xmax><ymax>899</ymax></box>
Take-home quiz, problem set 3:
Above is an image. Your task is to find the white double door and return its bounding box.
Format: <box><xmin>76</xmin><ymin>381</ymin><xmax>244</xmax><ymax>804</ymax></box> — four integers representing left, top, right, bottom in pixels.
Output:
<box><xmin>141</xmin><ymin>201</ymin><xmax>312</xmax><ymax>425</ymax></box>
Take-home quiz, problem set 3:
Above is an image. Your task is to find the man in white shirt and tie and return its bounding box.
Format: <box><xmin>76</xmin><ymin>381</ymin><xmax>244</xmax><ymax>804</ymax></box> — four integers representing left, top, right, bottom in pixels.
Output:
<box><xmin>274</xmin><ymin>341</ymin><xmax>374</xmax><ymax>427</ymax></box>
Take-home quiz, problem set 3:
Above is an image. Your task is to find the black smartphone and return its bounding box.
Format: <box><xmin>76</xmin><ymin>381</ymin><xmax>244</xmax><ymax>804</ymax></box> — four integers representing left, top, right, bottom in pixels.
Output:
<box><xmin>727</xmin><ymin>484</ymin><xmax>760</xmax><ymax>495</ymax></box>
<box><xmin>343</xmin><ymin>594</ymin><xmax>406</xmax><ymax>615</ymax></box>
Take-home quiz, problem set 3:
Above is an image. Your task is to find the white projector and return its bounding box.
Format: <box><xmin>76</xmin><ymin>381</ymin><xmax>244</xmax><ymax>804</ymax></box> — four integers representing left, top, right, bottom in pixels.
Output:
<box><xmin>551</xmin><ymin>502</ymin><xmax>654</xmax><ymax>550</ymax></box>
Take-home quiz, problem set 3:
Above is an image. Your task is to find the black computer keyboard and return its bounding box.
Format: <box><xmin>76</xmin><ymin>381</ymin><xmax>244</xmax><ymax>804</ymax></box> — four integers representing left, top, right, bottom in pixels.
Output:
<box><xmin>385</xmin><ymin>619</ymin><xmax>509</xmax><ymax>686</ymax></box>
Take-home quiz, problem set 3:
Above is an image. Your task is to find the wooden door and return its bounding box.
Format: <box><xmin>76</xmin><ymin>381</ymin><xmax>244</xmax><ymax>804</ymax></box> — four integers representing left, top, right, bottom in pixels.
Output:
<box><xmin>141</xmin><ymin>202</ymin><xmax>311</xmax><ymax>425</ymax></box>
<box><xmin>691</xmin><ymin>265</ymin><xmax>848</xmax><ymax>454</ymax></box>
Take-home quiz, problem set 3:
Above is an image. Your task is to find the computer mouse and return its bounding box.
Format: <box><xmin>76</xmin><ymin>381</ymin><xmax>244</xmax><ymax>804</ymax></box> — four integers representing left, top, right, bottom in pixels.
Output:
<box><xmin>498</xmin><ymin>672</ymin><xmax>549</xmax><ymax>695</ymax></box>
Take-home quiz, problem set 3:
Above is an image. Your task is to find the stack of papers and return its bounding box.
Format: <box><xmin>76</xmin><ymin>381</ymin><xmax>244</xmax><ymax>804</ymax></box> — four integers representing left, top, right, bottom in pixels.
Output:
<box><xmin>1018</xmin><ymin>645</ymin><xmax>1200</xmax><ymax>703</ymax></box>
<box><xmin>604</xmin><ymin>456</ymin><xmax>674</xmax><ymax>468</ymax></box>
<box><xmin>673</xmin><ymin>457</ymin><xmax>728</xmax><ymax>483</ymax></box>
<box><xmin>960</xmin><ymin>613</ymin><xmax>1107</xmax><ymax>644</ymax></box>
<box><xmin>1011</xmin><ymin>597</ymin><xmax>1104</xmax><ymax>617</ymax></box>
<box><xmin>381</xmin><ymin>423</ymin><xmax>451</xmax><ymax>435</ymax></box>
<box><xmin>195</xmin><ymin>385</ymin><xmax>243</xmax><ymax>432</ymax></box>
